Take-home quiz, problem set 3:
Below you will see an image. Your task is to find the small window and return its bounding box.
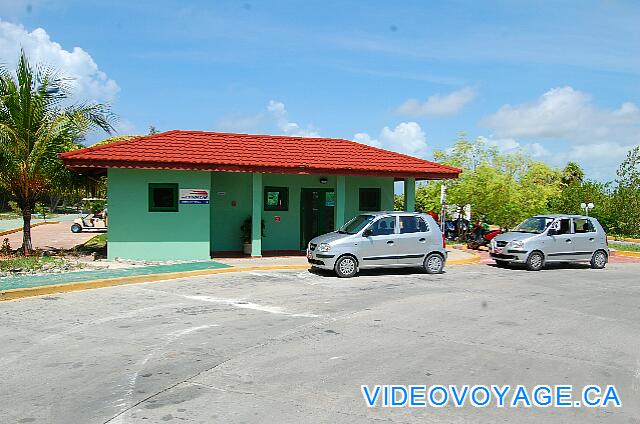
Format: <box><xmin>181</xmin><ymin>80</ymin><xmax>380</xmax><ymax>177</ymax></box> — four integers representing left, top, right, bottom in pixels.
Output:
<box><xmin>359</xmin><ymin>188</ymin><xmax>381</xmax><ymax>211</ymax></box>
<box><xmin>399</xmin><ymin>216</ymin><xmax>429</xmax><ymax>233</ymax></box>
<box><xmin>149</xmin><ymin>183</ymin><xmax>178</xmax><ymax>212</ymax></box>
<box><xmin>264</xmin><ymin>186</ymin><xmax>288</xmax><ymax>211</ymax></box>
<box><xmin>370</xmin><ymin>216</ymin><xmax>396</xmax><ymax>236</ymax></box>
<box><xmin>574</xmin><ymin>218</ymin><xmax>595</xmax><ymax>233</ymax></box>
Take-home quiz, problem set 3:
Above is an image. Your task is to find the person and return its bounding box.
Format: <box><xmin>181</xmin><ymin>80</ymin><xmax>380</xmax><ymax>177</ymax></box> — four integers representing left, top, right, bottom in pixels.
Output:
<box><xmin>472</xmin><ymin>220</ymin><xmax>484</xmax><ymax>241</ymax></box>
<box><xmin>427</xmin><ymin>210</ymin><xmax>440</xmax><ymax>224</ymax></box>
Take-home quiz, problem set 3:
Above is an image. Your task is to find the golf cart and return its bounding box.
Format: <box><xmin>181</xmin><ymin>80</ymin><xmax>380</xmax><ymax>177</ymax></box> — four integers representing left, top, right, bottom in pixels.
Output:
<box><xmin>70</xmin><ymin>198</ymin><xmax>108</xmax><ymax>233</ymax></box>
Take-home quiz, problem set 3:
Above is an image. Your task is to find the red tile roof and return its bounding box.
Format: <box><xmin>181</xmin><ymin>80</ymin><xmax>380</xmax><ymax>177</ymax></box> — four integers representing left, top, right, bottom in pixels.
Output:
<box><xmin>61</xmin><ymin>130</ymin><xmax>460</xmax><ymax>180</ymax></box>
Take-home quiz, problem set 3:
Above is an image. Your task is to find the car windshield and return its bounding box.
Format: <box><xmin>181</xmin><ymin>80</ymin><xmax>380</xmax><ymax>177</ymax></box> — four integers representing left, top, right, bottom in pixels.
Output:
<box><xmin>512</xmin><ymin>217</ymin><xmax>555</xmax><ymax>234</ymax></box>
<box><xmin>339</xmin><ymin>214</ymin><xmax>375</xmax><ymax>234</ymax></box>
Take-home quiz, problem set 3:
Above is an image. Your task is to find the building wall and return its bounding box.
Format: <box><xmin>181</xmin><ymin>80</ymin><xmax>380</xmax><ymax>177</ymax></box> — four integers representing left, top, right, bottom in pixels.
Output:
<box><xmin>209</xmin><ymin>172</ymin><xmax>252</xmax><ymax>252</ymax></box>
<box><xmin>107</xmin><ymin>169</ymin><xmax>394</xmax><ymax>259</ymax></box>
<box><xmin>209</xmin><ymin>172</ymin><xmax>394</xmax><ymax>253</ymax></box>
<box><xmin>107</xmin><ymin>168</ymin><xmax>211</xmax><ymax>260</ymax></box>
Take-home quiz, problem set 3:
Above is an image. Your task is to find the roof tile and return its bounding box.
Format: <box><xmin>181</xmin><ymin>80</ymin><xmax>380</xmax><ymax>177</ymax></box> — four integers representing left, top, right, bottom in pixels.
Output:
<box><xmin>60</xmin><ymin>130</ymin><xmax>460</xmax><ymax>179</ymax></box>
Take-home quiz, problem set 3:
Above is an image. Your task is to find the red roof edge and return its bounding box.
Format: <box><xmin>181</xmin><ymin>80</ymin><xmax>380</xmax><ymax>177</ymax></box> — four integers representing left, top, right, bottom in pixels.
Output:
<box><xmin>60</xmin><ymin>130</ymin><xmax>181</xmax><ymax>158</ymax></box>
<box><xmin>62</xmin><ymin>159</ymin><xmax>460</xmax><ymax>180</ymax></box>
<box><xmin>60</xmin><ymin>130</ymin><xmax>462</xmax><ymax>180</ymax></box>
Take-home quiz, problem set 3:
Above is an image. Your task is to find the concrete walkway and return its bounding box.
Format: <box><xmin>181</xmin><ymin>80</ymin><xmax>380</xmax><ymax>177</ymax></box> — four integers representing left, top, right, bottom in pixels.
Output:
<box><xmin>2</xmin><ymin>221</ymin><xmax>98</xmax><ymax>250</ymax></box>
<box><xmin>1</xmin><ymin>249</ymin><xmax>479</xmax><ymax>301</ymax></box>
<box><xmin>0</xmin><ymin>213</ymin><xmax>78</xmax><ymax>233</ymax></box>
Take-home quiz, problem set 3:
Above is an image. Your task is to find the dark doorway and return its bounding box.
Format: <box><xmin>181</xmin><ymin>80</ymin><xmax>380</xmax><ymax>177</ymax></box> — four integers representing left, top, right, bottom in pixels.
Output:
<box><xmin>300</xmin><ymin>188</ymin><xmax>335</xmax><ymax>249</ymax></box>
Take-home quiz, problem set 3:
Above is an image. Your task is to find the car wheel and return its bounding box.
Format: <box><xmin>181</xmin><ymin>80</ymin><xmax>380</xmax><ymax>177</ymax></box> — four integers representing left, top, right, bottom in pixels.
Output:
<box><xmin>71</xmin><ymin>224</ymin><xmax>82</xmax><ymax>233</ymax></box>
<box><xmin>495</xmin><ymin>260</ymin><xmax>509</xmax><ymax>268</ymax></box>
<box><xmin>590</xmin><ymin>250</ymin><xmax>608</xmax><ymax>269</ymax></box>
<box><xmin>526</xmin><ymin>251</ymin><xmax>544</xmax><ymax>271</ymax></box>
<box><xmin>423</xmin><ymin>253</ymin><xmax>444</xmax><ymax>274</ymax></box>
<box><xmin>334</xmin><ymin>255</ymin><xmax>358</xmax><ymax>278</ymax></box>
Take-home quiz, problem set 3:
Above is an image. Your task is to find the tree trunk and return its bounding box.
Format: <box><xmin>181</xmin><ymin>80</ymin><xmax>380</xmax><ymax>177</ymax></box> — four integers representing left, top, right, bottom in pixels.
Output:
<box><xmin>22</xmin><ymin>206</ymin><xmax>33</xmax><ymax>255</ymax></box>
<box><xmin>50</xmin><ymin>196</ymin><xmax>61</xmax><ymax>213</ymax></box>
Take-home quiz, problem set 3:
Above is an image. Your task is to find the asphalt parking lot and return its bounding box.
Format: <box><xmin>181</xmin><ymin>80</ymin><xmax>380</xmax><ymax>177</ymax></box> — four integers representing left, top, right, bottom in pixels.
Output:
<box><xmin>2</xmin><ymin>262</ymin><xmax>640</xmax><ymax>423</ymax></box>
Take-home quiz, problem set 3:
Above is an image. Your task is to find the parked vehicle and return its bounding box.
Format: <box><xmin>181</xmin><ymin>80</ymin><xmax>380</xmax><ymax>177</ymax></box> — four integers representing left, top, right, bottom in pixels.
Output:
<box><xmin>467</xmin><ymin>227</ymin><xmax>503</xmax><ymax>250</ymax></box>
<box><xmin>490</xmin><ymin>214</ymin><xmax>608</xmax><ymax>271</ymax></box>
<box><xmin>70</xmin><ymin>212</ymin><xmax>108</xmax><ymax>233</ymax></box>
<box><xmin>307</xmin><ymin>212</ymin><xmax>447</xmax><ymax>278</ymax></box>
<box><xmin>444</xmin><ymin>217</ymin><xmax>470</xmax><ymax>241</ymax></box>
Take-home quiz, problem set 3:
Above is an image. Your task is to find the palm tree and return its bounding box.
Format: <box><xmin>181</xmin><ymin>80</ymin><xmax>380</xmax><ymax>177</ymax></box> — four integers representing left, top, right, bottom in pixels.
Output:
<box><xmin>0</xmin><ymin>51</ymin><xmax>114</xmax><ymax>254</ymax></box>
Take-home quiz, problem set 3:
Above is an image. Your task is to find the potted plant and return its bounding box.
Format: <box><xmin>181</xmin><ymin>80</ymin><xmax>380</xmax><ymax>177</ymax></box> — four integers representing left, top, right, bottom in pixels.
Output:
<box><xmin>240</xmin><ymin>216</ymin><xmax>266</xmax><ymax>255</ymax></box>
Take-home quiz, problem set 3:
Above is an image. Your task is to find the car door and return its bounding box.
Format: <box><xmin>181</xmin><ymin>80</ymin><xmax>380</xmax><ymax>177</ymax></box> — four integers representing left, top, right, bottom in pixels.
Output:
<box><xmin>572</xmin><ymin>217</ymin><xmax>597</xmax><ymax>259</ymax></box>
<box><xmin>360</xmin><ymin>215</ymin><xmax>398</xmax><ymax>267</ymax></box>
<box><xmin>395</xmin><ymin>215</ymin><xmax>430</xmax><ymax>265</ymax></box>
<box><xmin>546</xmin><ymin>218</ymin><xmax>576</xmax><ymax>261</ymax></box>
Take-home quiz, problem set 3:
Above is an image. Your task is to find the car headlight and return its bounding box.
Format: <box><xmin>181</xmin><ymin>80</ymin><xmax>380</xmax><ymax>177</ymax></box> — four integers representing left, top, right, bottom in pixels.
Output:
<box><xmin>510</xmin><ymin>240</ymin><xmax>524</xmax><ymax>249</ymax></box>
<box><xmin>318</xmin><ymin>243</ymin><xmax>332</xmax><ymax>252</ymax></box>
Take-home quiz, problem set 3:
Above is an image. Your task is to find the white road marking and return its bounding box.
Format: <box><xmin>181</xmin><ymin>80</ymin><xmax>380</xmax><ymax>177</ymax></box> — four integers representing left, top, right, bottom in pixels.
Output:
<box><xmin>180</xmin><ymin>294</ymin><xmax>319</xmax><ymax>318</ymax></box>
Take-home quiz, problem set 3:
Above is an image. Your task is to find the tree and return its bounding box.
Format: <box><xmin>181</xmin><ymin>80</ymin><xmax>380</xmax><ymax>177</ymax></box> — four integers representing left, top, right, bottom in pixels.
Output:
<box><xmin>610</xmin><ymin>146</ymin><xmax>640</xmax><ymax>236</ymax></box>
<box><xmin>416</xmin><ymin>134</ymin><xmax>562</xmax><ymax>228</ymax></box>
<box><xmin>561</xmin><ymin>161</ymin><xmax>585</xmax><ymax>185</ymax></box>
<box><xmin>0</xmin><ymin>52</ymin><xmax>113</xmax><ymax>254</ymax></box>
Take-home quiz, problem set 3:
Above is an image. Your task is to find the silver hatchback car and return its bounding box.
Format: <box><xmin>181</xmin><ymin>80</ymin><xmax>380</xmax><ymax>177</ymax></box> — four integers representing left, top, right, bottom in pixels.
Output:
<box><xmin>307</xmin><ymin>212</ymin><xmax>447</xmax><ymax>278</ymax></box>
<box><xmin>490</xmin><ymin>214</ymin><xmax>609</xmax><ymax>271</ymax></box>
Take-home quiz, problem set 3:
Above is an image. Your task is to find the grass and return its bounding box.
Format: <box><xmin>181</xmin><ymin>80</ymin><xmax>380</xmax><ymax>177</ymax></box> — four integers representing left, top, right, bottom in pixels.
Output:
<box><xmin>0</xmin><ymin>256</ymin><xmax>64</xmax><ymax>272</ymax></box>
<box><xmin>0</xmin><ymin>212</ymin><xmax>21</xmax><ymax>220</ymax></box>
<box><xmin>0</xmin><ymin>212</ymin><xmax>61</xmax><ymax>220</ymax></box>
<box><xmin>75</xmin><ymin>233</ymin><xmax>107</xmax><ymax>255</ymax></box>
<box><xmin>609</xmin><ymin>242</ymin><xmax>640</xmax><ymax>253</ymax></box>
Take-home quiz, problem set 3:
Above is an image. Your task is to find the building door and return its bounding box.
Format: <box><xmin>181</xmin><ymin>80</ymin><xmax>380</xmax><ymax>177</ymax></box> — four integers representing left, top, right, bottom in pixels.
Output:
<box><xmin>300</xmin><ymin>188</ymin><xmax>335</xmax><ymax>249</ymax></box>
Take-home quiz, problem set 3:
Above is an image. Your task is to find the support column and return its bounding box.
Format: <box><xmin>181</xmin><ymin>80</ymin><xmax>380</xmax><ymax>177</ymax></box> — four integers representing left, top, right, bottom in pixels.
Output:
<box><xmin>251</xmin><ymin>172</ymin><xmax>263</xmax><ymax>257</ymax></box>
<box><xmin>335</xmin><ymin>175</ymin><xmax>346</xmax><ymax>229</ymax></box>
<box><xmin>404</xmin><ymin>178</ymin><xmax>416</xmax><ymax>212</ymax></box>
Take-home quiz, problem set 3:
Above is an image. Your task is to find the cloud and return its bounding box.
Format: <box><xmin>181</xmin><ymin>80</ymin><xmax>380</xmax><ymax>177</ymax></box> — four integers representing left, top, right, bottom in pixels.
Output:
<box><xmin>482</xmin><ymin>86</ymin><xmax>640</xmax><ymax>142</ymax></box>
<box><xmin>396</xmin><ymin>87</ymin><xmax>476</xmax><ymax>117</ymax></box>
<box><xmin>0</xmin><ymin>20</ymin><xmax>119</xmax><ymax>102</ymax></box>
<box><xmin>478</xmin><ymin>136</ymin><xmax>551</xmax><ymax>159</ymax></box>
<box><xmin>477</xmin><ymin>135</ymin><xmax>634</xmax><ymax>180</ymax></box>
<box><xmin>354</xmin><ymin>122</ymin><xmax>428</xmax><ymax>157</ymax></box>
<box><xmin>215</xmin><ymin>112</ymin><xmax>265</xmax><ymax>133</ymax></box>
<box><xmin>266</xmin><ymin>100</ymin><xmax>320</xmax><ymax>137</ymax></box>
<box><xmin>214</xmin><ymin>100</ymin><xmax>320</xmax><ymax>136</ymax></box>
<box><xmin>480</xmin><ymin>86</ymin><xmax>640</xmax><ymax>179</ymax></box>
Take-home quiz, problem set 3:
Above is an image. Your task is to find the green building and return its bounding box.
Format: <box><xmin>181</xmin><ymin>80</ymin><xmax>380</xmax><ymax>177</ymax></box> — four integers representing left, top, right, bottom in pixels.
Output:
<box><xmin>61</xmin><ymin>131</ymin><xmax>460</xmax><ymax>260</ymax></box>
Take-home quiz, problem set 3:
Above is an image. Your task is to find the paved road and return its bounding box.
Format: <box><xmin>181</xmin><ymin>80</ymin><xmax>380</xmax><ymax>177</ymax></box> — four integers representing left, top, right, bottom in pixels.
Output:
<box><xmin>2</xmin><ymin>263</ymin><xmax>640</xmax><ymax>423</ymax></box>
<box><xmin>3</xmin><ymin>221</ymin><xmax>100</xmax><ymax>250</ymax></box>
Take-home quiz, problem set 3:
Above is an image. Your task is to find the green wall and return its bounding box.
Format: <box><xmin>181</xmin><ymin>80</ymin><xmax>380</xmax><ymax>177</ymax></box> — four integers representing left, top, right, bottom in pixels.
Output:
<box><xmin>107</xmin><ymin>169</ymin><xmax>394</xmax><ymax>259</ymax></box>
<box><xmin>209</xmin><ymin>172</ymin><xmax>252</xmax><ymax>252</ymax></box>
<box><xmin>107</xmin><ymin>169</ymin><xmax>211</xmax><ymax>260</ymax></box>
<box><xmin>209</xmin><ymin>173</ymin><xmax>394</xmax><ymax>253</ymax></box>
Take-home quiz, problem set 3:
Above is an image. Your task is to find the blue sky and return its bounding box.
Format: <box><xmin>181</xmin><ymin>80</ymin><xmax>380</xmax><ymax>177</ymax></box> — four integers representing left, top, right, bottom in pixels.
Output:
<box><xmin>1</xmin><ymin>0</ymin><xmax>639</xmax><ymax>180</ymax></box>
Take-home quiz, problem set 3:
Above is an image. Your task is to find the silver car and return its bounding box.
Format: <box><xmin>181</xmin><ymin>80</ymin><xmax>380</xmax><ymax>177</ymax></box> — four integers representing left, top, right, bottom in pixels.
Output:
<box><xmin>307</xmin><ymin>212</ymin><xmax>447</xmax><ymax>278</ymax></box>
<box><xmin>490</xmin><ymin>214</ymin><xmax>609</xmax><ymax>271</ymax></box>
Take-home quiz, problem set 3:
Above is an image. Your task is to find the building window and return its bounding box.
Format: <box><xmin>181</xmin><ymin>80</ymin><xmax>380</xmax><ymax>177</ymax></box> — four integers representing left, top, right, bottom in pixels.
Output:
<box><xmin>148</xmin><ymin>183</ymin><xmax>179</xmax><ymax>212</ymax></box>
<box><xmin>264</xmin><ymin>186</ymin><xmax>289</xmax><ymax>211</ymax></box>
<box><xmin>359</xmin><ymin>188</ymin><xmax>381</xmax><ymax>211</ymax></box>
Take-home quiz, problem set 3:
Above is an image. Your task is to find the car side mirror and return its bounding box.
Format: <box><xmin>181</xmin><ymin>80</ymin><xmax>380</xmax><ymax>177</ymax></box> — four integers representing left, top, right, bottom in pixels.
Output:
<box><xmin>363</xmin><ymin>229</ymin><xmax>373</xmax><ymax>237</ymax></box>
<box><xmin>547</xmin><ymin>228</ymin><xmax>557</xmax><ymax>236</ymax></box>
